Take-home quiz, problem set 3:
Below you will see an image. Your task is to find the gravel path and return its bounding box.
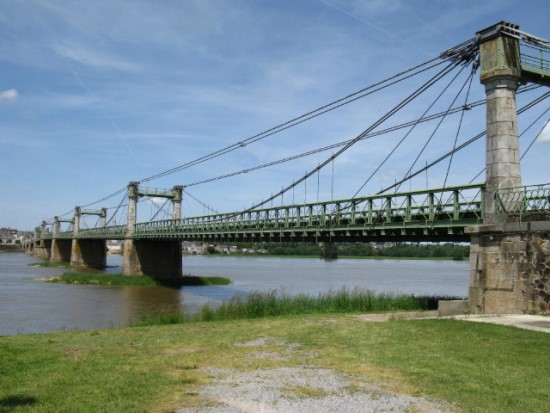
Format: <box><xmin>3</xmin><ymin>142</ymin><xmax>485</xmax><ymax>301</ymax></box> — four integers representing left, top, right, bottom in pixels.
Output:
<box><xmin>177</xmin><ymin>337</ymin><xmax>453</xmax><ymax>413</ymax></box>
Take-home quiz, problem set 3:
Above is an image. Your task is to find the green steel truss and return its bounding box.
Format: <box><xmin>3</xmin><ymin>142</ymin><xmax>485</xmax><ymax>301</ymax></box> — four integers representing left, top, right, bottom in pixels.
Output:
<box><xmin>42</xmin><ymin>182</ymin><xmax>550</xmax><ymax>243</ymax></box>
<box><xmin>133</xmin><ymin>183</ymin><xmax>485</xmax><ymax>243</ymax></box>
<box><xmin>76</xmin><ymin>225</ymin><xmax>127</xmax><ymax>240</ymax></box>
<box><xmin>52</xmin><ymin>232</ymin><xmax>73</xmax><ymax>240</ymax></box>
<box><xmin>139</xmin><ymin>187</ymin><xmax>178</xmax><ymax>199</ymax></box>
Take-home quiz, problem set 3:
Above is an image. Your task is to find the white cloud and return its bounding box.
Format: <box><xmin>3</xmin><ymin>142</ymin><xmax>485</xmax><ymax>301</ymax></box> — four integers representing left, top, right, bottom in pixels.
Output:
<box><xmin>148</xmin><ymin>197</ymin><xmax>167</xmax><ymax>206</ymax></box>
<box><xmin>0</xmin><ymin>88</ymin><xmax>18</xmax><ymax>101</ymax></box>
<box><xmin>52</xmin><ymin>43</ymin><xmax>138</xmax><ymax>72</ymax></box>
<box><xmin>537</xmin><ymin>121</ymin><xmax>550</xmax><ymax>143</ymax></box>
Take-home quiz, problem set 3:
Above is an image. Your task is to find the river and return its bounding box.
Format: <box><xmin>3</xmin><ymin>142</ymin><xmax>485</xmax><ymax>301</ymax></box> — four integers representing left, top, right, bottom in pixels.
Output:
<box><xmin>0</xmin><ymin>252</ymin><xmax>469</xmax><ymax>336</ymax></box>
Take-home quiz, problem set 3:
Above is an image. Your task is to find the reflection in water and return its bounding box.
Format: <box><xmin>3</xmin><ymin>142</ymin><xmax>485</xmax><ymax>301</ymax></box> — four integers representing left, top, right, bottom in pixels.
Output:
<box><xmin>120</xmin><ymin>284</ymin><xmax>181</xmax><ymax>319</ymax></box>
<box><xmin>0</xmin><ymin>252</ymin><xmax>469</xmax><ymax>336</ymax></box>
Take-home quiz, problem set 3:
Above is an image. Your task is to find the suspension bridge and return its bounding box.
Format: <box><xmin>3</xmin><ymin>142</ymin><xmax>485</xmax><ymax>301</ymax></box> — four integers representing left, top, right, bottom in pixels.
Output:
<box><xmin>26</xmin><ymin>22</ymin><xmax>550</xmax><ymax>314</ymax></box>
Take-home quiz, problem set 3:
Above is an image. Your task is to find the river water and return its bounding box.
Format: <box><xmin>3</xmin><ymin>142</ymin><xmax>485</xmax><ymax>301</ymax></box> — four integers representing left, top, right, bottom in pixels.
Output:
<box><xmin>0</xmin><ymin>252</ymin><xmax>469</xmax><ymax>336</ymax></box>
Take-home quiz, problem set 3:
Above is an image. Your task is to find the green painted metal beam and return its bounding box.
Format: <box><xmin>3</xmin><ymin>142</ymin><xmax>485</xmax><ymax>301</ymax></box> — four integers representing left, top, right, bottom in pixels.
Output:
<box><xmin>138</xmin><ymin>187</ymin><xmax>176</xmax><ymax>199</ymax></box>
<box><xmin>42</xmin><ymin>183</ymin><xmax>550</xmax><ymax>243</ymax></box>
<box><xmin>80</xmin><ymin>209</ymin><xmax>104</xmax><ymax>216</ymax></box>
<box><xmin>132</xmin><ymin>183</ymin><xmax>486</xmax><ymax>243</ymax></box>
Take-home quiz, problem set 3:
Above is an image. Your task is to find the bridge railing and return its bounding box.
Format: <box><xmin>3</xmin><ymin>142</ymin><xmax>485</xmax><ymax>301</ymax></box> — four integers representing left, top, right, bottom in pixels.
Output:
<box><xmin>55</xmin><ymin>231</ymin><xmax>74</xmax><ymax>239</ymax></box>
<box><xmin>78</xmin><ymin>225</ymin><xmax>127</xmax><ymax>239</ymax></box>
<box><xmin>133</xmin><ymin>183</ymin><xmax>485</xmax><ymax>239</ymax></box>
<box><xmin>42</xmin><ymin>230</ymin><xmax>54</xmax><ymax>240</ymax></box>
<box><xmin>495</xmin><ymin>183</ymin><xmax>550</xmax><ymax>215</ymax></box>
<box><xmin>520</xmin><ymin>41</ymin><xmax>550</xmax><ymax>85</ymax></box>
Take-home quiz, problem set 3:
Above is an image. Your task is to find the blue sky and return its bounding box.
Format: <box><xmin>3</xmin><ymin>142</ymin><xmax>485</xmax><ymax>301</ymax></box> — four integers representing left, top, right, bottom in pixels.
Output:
<box><xmin>1</xmin><ymin>0</ymin><xmax>549</xmax><ymax>230</ymax></box>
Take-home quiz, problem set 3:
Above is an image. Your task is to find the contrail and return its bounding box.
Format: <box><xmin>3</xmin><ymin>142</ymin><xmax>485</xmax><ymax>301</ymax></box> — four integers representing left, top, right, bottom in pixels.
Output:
<box><xmin>66</xmin><ymin>61</ymin><xmax>146</xmax><ymax>176</ymax></box>
<box><xmin>320</xmin><ymin>0</ymin><xmax>435</xmax><ymax>58</ymax></box>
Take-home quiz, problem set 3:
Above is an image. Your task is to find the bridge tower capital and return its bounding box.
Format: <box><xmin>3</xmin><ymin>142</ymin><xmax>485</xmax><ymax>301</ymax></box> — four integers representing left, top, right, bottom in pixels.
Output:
<box><xmin>100</xmin><ymin>208</ymin><xmax>107</xmax><ymax>228</ymax></box>
<box><xmin>126</xmin><ymin>182</ymin><xmax>139</xmax><ymax>237</ymax></box>
<box><xmin>172</xmin><ymin>185</ymin><xmax>183</xmax><ymax>220</ymax></box>
<box><xmin>73</xmin><ymin>206</ymin><xmax>81</xmax><ymax>237</ymax></box>
<box><xmin>52</xmin><ymin>216</ymin><xmax>60</xmax><ymax>238</ymax></box>
<box><xmin>39</xmin><ymin>220</ymin><xmax>47</xmax><ymax>244</ymax></box>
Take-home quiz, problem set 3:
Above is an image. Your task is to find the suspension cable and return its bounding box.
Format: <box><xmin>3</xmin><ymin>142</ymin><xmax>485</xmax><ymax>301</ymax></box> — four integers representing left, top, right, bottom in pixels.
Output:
<box><xmin>352</xmin><ymin>62</ymin><xmax>474</xmax><ymax>198</ymax></box>
<box><xmin>469</xmin><ymin>105</ymin><xmax>550</xmax><ymax>183</ymax></box>
<box><xmin>149</xmin><ymin>198</ymin><xmax>170</xmax><ymax>221</ymax></box>
<box><xmin>442</xmin><ymin>69</ymin><xmax>476</xmax><ymax>188</ymax></box>
<box><xmin>139</xmin><ymin>58</ymin><xmax>448</xmax><ymax>185</ymax></box>
<box><xmin>184</xmin><ymin>188</ymin><xmax>219</xmax><ymax>215</ymax></box>
<box><xmin>521</xmin><ymin>118</ymin><xmax>550</xmax><ymax>160</ymax></box>
<box><xmin>395</xmin><ymin>70</ymin><xmax>477</xmax><ymax>195</ymax></box>
<box><xmin>182</xmin><ymin>100</ymin><xmax>482</xmax><ymax>188</ymax></box>
<box><xmin>48</xmin><ymin>38</ymin><xmax>481</xmax><ymax>223</ymax></box>
<box><xmin>50</xmin><ymin>58</ymin><xmax>446</xmax><ymax>221</ymax></box>
<box><xmin>180</xmin><ymin>85</ymin><xmax>538</xmax><ymax>190</ymax></box>
<box><xmin>105</xmin><ymin>193</ymin><xmax>127</xmax><ymax>226</ymax></box>
<box><xmin>379</xmin><ymin>91</ymin><xmax>550</xmax><ymax>194</ymax></box>
<box><xmin>236</xmin><ymin>59</ymin><xmax>467</xmax><ymax>216</ymax></box>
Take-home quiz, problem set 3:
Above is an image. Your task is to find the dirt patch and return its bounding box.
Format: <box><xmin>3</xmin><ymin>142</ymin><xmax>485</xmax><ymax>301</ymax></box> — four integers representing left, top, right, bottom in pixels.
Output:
<box><xmin>177</xmin><ymin>366</ymin><xmax>453</xmax><ymax>413</ymax></box>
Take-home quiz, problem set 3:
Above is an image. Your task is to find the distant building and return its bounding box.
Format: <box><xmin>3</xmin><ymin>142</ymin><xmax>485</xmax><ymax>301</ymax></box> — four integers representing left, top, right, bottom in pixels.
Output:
<box><xmin>182</xmin><ymin>241</ymin><xmax>204</xmax><ymax>254</ymax></box>
<box><xmin>215</xmin><ymin>244</ymin><xmax>231</xmax><ymax>254</ymax></box>
<box><xmin>106</xmin><ymin>240</ymin><xmax>122</xmax><ymax>254</ymax></box>
<box><xmin>0</xmin><ymin>227</ymin><xmax>18</xmax><ymax>244</ymax></box>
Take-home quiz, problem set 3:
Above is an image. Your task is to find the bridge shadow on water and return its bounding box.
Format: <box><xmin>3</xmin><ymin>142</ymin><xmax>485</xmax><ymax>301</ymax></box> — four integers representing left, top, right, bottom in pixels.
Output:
<box><xmin>178</xmin><ymin>284</ymin><xmax>248</xmax><ymax>302</ymax></box>
<box><xmin>143</xmin><ymin>277</ymin><xmax>248</xmax><ymax>303</ymax></box>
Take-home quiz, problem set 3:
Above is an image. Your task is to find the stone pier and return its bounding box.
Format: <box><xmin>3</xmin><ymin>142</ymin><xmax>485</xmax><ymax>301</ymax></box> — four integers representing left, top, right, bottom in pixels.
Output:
<box><xmin>122</xmin><ymin>182</ymin><xmax>183</xmax><ymax>280</ymax></box>
<box><xmin>51</xmin><ymin>239</ymin><xmax>72</xmax><ymax>263</ymax></box>
<box><xmin>34</xmin><ymin>221</ymin><xmax>51</xmax><ymax>260</ymax></box>
<box><xmin>50</xmin><ymin>217</ymin><xmax>72</xmax><ymax>263</ymax></box>
<box><xmin>70</xmin><ymin>207</ymin><xmax>107</xmax><ymax>268</ymax></box>
<box><xmin>126</xmin><ymin>239</ymin><xmax>183</xmax><ymax>280</ymax></box>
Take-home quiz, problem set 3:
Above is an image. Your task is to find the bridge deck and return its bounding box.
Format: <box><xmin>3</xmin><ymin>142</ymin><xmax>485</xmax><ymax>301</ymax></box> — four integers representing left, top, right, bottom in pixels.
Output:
<box><xmin>38</xmin><ymin>187</ymin><xmax>550</xmax><ymax>245</ymax></box>
<box><xmin>40</xmin><ymin>183</ymin><xmax>550</xmax><ymax>243</ymax></box>
<box><xmin>46</xmin><ymin>184</ymin><xmax>484</xmax><ymax>243</ymax></box>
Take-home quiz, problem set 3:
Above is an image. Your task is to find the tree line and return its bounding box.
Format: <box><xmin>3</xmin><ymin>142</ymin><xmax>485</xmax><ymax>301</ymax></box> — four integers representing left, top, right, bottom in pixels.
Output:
<box><xmin>222</xmin><ymin>242</ymin><xmax>469</xmax><ymax>259</ymax></box>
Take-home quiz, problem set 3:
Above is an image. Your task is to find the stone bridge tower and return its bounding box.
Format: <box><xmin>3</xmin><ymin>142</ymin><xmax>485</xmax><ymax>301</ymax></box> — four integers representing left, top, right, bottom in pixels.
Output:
<box><xmin>467</xmin><ymin>22</ymin><xmax>550</xmax><ymax>314</ymax></box>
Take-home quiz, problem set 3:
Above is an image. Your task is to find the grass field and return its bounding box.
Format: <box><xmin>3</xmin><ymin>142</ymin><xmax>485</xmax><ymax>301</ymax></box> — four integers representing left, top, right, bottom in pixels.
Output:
<box><xmin>1</xmin><ymin>315</ymin><xmax>549</xmax><ymax>413</ymax></box>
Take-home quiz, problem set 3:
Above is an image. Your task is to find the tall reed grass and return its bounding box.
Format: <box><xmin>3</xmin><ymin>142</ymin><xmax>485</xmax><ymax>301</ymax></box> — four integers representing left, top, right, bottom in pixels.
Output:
<box><xmin>199</xmin><ymin>288</ymin><xmax>447</xmax><ymax>321</ymax></box>
<box><xmin>133</xmin><ymin>288</ymin><xmax>459</xmax><ymax>326</ymax></box>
